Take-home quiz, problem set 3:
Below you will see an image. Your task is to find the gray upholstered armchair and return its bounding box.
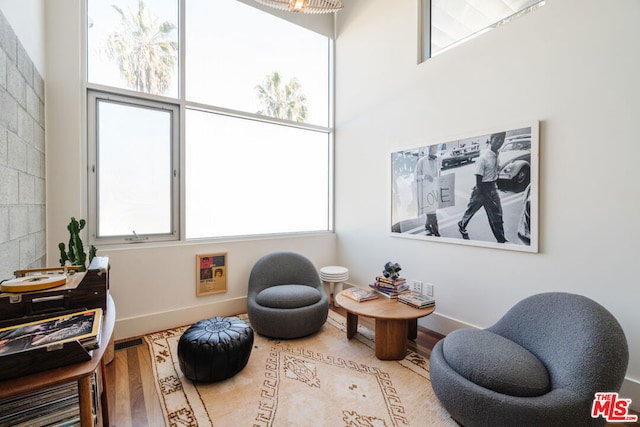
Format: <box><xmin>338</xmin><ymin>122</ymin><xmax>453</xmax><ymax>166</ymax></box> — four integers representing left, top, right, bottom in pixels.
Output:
<box><xmin>247</xmin><ymin>251</ymin><xmax>329</xmax><ymax>339</ymax></box>
<box><xmin>430</xmin><ymin>292</ymin><xmax>629</xmax><ymax>427</ymax></box>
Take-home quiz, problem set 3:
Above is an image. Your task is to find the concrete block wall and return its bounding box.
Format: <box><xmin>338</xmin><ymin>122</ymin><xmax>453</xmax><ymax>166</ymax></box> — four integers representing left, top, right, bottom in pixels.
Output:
<box><xmin>0</xmin><ymin>10</ymin><xmax>45</xmax><ymax>281</ymax></box>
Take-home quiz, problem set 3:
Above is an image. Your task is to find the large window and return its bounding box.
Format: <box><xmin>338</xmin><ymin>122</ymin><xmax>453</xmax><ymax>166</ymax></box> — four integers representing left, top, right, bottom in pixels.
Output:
<box><xmin>87</xmin><ymin>0</ymin><xmax>179</xmax><ymax>97</ymax></box>
<box><xmin>87</xmin><ymin>0</ymin><xmax>333</xmax><ymax>243</ymax></box>
<box><xmin>185</xmin><ymin>111</ymin><xmax>329</xmax><ymax>238</ymax></box>
<box><xmin>421</xmin><ymin>0</ymin><xmax>545</xmax><ymax>60</ymax></box>
<box><xmin>185</xmin><ymin>0</ymin><xmax>329</xmax><ymax>127</ymax></box>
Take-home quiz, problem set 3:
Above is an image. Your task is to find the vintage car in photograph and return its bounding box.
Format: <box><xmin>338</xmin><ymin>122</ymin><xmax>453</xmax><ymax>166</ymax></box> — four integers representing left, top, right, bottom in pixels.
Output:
<box><xmin>517</xmin><ymin>183</ymin><xmax>532</xmax><ymax>244</ymax></box>
<box><xmin>441</xmin><ymin>143</ymin><xmax>480</xmax><ymax>169</ymax></box>
<box><xmin>497</xmin><ymin>134</ymin><xmax>531</xmax><ymax>192</ymax></box>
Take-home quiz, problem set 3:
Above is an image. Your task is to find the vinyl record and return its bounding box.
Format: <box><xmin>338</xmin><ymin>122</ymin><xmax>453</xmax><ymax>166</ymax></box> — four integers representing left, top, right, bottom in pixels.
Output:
<box><xmin>1</xmin><ymin>275</ymin><xmax>67</xmax><ymax>293</ymax></box>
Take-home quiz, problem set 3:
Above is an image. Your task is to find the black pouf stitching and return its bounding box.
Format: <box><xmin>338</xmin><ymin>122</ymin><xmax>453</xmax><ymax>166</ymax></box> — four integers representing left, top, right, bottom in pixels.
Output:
<box><xmin>178</xmin><ymin>316</ymin><xmax>254</xmax><ymax>382</ymax></box>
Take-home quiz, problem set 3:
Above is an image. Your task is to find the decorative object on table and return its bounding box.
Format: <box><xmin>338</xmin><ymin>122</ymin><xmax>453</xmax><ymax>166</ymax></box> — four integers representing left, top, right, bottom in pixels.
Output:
<box><xmin>369</xmin><ymin>262</ymin><xmax>409</xmax><ymax>298</ymax></box>
<box><xmin>253</xmin><ymin>0</ymin><xmax>343</xmax><ymax>14</ymax></box>
<box><xmin>390</xmin><ymin>121</ymin><xmax>539</xmax><ymax>253</ymax></box>
<box><xmin>319</xmin><ymin>265</ymin><xmax>349</xmax><ymax>298</ymax></box>
<box><xmin>247</xmin><ymin>251</ymin><xmax>329</xmax><ymax>339</ymax></box>
<box><xmin>340</xmin><ymin>286</ymin><xmax>379</xmax><ymax>302</ymax></box>
<box><xmin>382</xmin><ymin>261</ymin><xmax>402</xmax><ymax>280</ymax></box>
<box><xmin>369</xmin><ymin>275</ymin><xmax>409</xmax><ymax>299</ymax></box>
<box><xmin>196</xmin><ymin>252</ymin><xmax>227</xmax><ymax>296</ymax></box>
<box><xmin>398</xmin><ymin>291</ymin><xmax>436</xmax><ymax>309</ymax></box>
<box><xmin>430</xmin><ymin>292</ymin><xmax>629</xmax><ymax>426</ymax></box>
<box><xmin>178</xmin><ymin>316</ymin><xmax>253</xmax><ymax>382</ymax></box>
<box><xmin>58</xmin><ymin>217</ymin><xmax>97</xmax><ymax>272</ymax></box>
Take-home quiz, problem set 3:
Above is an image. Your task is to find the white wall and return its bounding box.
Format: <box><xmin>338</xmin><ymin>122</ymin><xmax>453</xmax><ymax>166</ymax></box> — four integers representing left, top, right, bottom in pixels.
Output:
<box><xmin>0</xmin><ymin>0</ymin><xmax>44</xmax><ymax>76</ymax></box>
<box><xmin>43</xmin><ymin>0</ymin><xmax>337</xmax><ymax>341</ymax></box>
<box><xmin>99</xmin><ymin>233</ymin><xmax>337</xmax><ymax>340</ymax></box>
<box><xmin>32</xmin><ymin>0</ymin><xmax>640</xmax><ymax>409</ymax></box>
<box><xmin>335</xmin><ymin>0</ymin><xmax>640</xmax><ymax>408</ymax></box>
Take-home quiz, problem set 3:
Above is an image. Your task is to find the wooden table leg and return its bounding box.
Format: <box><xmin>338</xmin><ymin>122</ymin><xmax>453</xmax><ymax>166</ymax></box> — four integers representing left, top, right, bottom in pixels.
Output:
<box><xmin>408</xmin><ymin>318</ymin><xmax>418</xmax><ymax>341</ymax></box>
<box><xmin>78</xmin><ymin>375</ymin><xmax>93</xmax><ymax>426</ymax></box>
<box><xmin>346</xmin><ymin>312</ymin><xmax>358</xmax><ymax>339</ymax></box>
<box><xmin>375</xmin><ymin>319</ymin><xmax>408</xmax><ymax>360</ymax></box>
<box><xmin>100</xmin><ymin>362</ymin><xmax>110</xmax><ymax>427</ymax></box>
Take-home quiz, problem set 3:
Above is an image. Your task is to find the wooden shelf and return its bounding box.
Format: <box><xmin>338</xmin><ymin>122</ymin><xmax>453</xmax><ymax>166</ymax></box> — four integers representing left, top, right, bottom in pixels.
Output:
<box><xmin>0</xmin><ymin>294</ymin><xmax>116</xmax><ymax>426</ymax></box>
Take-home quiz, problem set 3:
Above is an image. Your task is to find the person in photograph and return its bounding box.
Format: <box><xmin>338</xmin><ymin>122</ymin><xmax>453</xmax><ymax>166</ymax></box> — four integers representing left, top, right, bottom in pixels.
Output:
<box><xmin>458</xmin><ymin>132</ymin><xmax>508</xmax><ymax>243</ymax></box>
<box><xmin>200</xmin><ymin>268</ymin><xmax>212</xmax><ymax>281</ymax></box>
<box><xmin>415</xmin><ymin>144</ymin><xmax>442</xmax><ymax>236</ymax></box>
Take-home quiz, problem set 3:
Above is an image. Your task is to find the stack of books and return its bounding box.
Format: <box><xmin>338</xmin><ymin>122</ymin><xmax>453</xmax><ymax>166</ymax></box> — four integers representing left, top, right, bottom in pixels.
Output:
<box><xmin>369</xmin><ymin>276</ymin><xmax>410</xmax><ymax>299</ymax></box>
<box><xmin>398</xmin><ymin>291</ymin><xmax>436</xmax><ymax>309</ymax></box>
<box><xmin>340</xmin><ymin>287</ymin><xmax>379</xmax><ymax>302</ymax></box>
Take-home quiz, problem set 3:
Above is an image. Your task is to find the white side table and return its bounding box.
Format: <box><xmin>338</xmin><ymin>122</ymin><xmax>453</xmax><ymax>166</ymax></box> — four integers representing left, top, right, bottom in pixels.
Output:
<box><xmin>320</xmin><ymin>266</ymin><xmax>349</xmax><ymax>305</ymax></box>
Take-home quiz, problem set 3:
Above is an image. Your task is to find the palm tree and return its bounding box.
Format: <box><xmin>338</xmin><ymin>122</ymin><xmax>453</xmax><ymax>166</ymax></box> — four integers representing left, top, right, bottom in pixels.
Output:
<box><xmin>255</xmin><ymin>71</ymin><xmax>308</xmax><ymax>123</ymax></box>
<box><xmin>106</xmin><ymin>0</ymin><xmax>177</xmax><ymax>95</ymax></box>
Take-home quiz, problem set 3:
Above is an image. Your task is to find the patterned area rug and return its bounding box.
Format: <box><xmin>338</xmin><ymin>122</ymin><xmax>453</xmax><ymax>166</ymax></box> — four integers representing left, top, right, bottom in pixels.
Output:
<box><xmin>145</xmin><ymin>311</ymin><xmax>455</xmax><ymax>426</ymax></box>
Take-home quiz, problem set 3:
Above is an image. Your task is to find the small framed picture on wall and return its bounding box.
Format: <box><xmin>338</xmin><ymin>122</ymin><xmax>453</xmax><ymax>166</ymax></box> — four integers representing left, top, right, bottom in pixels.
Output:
<box><xmin>196</xmin><ymin>252</ymin><xmax>227</xmax><ymax>296</ymax></box>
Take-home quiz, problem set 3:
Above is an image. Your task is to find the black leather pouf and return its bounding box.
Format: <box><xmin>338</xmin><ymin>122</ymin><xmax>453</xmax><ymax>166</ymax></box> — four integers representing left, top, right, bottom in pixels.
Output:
<box><xmin>178</xmin><ymin>316</ymin><xmax>254</xmax><ymax>382</ymax></box>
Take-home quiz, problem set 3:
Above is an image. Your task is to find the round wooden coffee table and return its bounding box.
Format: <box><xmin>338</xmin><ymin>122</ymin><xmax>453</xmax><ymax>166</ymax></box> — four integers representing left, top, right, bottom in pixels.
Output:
<box><xmin>335</xmin><ymin>290</ymin><xmax>436</xmax><ymax>360</ymax></box>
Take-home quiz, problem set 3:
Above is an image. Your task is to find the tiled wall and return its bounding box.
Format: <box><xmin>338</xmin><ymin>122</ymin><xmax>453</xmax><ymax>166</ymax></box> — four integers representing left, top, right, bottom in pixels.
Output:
<box><xmin>0</xmin><ymin>10</ymin><xmax>46</xmax><ymax>280</ymax></box>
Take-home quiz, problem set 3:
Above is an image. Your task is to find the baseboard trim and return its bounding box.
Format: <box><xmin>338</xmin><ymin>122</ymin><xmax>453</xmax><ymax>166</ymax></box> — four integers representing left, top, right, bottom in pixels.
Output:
<box><xmin>417</xmin><ymin>311</ymin><xmax>477</xmax><ymax>336</ymax></box>
<box><xmin>114</xmin><ymin>296</ymin><xmax>247</xmax><ymax>340</ymax></box>
<box><xmin>620</xmin><ymin>377</ymin><xmax>640</xmax><ymax>412</ymax></box>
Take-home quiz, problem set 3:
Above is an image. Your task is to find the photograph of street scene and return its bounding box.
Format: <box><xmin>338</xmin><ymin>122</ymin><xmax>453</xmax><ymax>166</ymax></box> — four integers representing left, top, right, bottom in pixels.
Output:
<box><xmin>391</xmin><ymin>123</ymin><xmax>538</xmax><ymax>252</ymax></box>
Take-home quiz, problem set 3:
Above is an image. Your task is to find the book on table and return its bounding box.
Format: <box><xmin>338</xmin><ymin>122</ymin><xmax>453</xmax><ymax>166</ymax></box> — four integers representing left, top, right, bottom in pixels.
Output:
<box><xmin>341</xmin><ymin>287</ymin><xmax>379</xmax><ymax>302</ymax></box>
<box><xmin>0</xmin><ymin>308</ymin><xmax>103</xmax><ymax>357</ymax></box>
<box><xmin>398</xmin><ymin>291</ymin><xmax>436</xmax><ymax>309</ymax></box>
<box><xmin>369</xmin><ymin>282</ymin><xmax>410</xmax><ymax>298</ymax></box>
<box><xmin>374</xmin><ymin>276</ymin><xmax>407</xmax><ymax>289</ymax></box>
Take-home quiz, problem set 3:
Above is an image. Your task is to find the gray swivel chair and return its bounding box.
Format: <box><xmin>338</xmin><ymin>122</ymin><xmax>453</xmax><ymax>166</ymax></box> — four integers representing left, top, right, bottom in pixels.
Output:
<box><xmin>430</xmin><ymin>292</ymin><xmax>629</xmax><ymax>427</ymax></box>
<box><xmin>247</xmin><ymin>251</ymin><xmax>329</xmax><ymax>339</ymax></box>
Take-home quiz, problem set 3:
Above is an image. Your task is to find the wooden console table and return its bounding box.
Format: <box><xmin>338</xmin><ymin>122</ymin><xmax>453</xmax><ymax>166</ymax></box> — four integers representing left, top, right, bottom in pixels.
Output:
<box><xmin>0</xmin><ymin>294</ymin><xmax>116</xmax><ymax>426</ymax></box>
<box><xmin>335</xmin><ymin>290</ymin><xmax>435</xmax><ymax>360</ymax></box>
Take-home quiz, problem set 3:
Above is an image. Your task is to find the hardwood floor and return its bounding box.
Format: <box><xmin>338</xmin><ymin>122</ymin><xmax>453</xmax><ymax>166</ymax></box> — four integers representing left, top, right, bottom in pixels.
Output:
<box><xmin>105</xmin><ymin>339</ymin><xmax>165</xmax><ymax>427</ymax></box>
<box><xmin>104</xmin><ymin>306</ymin><xmax>639</xmax><ymax>426</ymax></box>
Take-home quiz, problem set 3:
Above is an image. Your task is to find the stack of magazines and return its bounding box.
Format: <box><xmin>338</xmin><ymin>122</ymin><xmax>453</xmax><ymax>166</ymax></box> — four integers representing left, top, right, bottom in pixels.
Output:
<box><xmin>369</xmin><ymin>276</ymin><xmax>410</xmax><ymax>298</ymax></box>
<box><xmin>398</xmin><ymin>291</ymin><xmax>436</xmax><ymax>309</ymax></box>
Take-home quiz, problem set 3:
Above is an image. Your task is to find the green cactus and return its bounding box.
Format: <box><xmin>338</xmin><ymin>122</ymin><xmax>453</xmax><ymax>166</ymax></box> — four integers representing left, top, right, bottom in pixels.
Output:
<box><xmin>58</xmin><ymin>217</ymin><xmax>97</xmax><ymax>271</ymax></box>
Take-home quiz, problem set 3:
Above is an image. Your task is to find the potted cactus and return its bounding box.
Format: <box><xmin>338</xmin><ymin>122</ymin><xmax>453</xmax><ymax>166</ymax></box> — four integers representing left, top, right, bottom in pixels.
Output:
<box><xmin>58</xmin><ymin>217</ymin><xmax>97</xmax><ymax>272</ymax></box>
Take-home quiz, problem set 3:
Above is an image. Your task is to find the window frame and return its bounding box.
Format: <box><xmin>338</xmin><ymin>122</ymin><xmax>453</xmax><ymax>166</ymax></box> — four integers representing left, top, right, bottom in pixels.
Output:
<box><xmin>419</xmin><ymin>0</ymin><xmax>545</xmax><ymax>62</ymax></box>
<box><xmin>84</xmin><ymin>0</ymin><xmax>335</xmax><ymax>246</ymax></box>
<box><xmin>87</xmin><ymin>90</ymin><xmax>181</xmax><ymax>245</ymax></box>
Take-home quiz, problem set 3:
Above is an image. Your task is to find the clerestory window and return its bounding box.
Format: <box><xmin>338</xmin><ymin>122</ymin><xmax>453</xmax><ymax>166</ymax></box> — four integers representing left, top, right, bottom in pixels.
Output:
<box><xmin>420</xmin><ymin>0</ymin><xmax>545</xmax><ymax>61</ymax></box>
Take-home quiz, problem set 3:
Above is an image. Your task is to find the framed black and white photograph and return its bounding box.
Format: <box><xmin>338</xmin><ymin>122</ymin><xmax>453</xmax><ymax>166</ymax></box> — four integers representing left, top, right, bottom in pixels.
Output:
<box><xmin>391</xmin><ymin>122</ymin><xmax>539</xmax><ymax>252</ymax></box>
